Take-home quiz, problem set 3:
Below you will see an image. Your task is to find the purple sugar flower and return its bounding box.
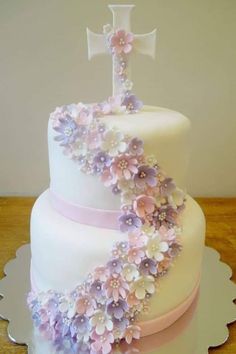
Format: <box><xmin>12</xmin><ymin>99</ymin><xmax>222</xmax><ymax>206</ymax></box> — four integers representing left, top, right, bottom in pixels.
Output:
<box><xmin>168</xmin><ymin>242</ymin><xmax>182</xmax><ymax>257</ymax></box>
<box><xmin>107</xmin><ymin>299</ymin><xmax>129</xmax><ymax>319</ymax></box>
<box><xmin>54</xmin><ymin>116</ymin><xmax>78</xmax><ymax>146</ymax></box>
<box><xmin>112</xmin><ymin>241</ymin><xmax>129</xmax><ymax>258</ymax></box>
<box><xmin>154</xmin><ymin>205</ymin><xmax>178</xmax><ymax>228</ymax></box>
<box><xmin>134</xmin><ymin>165</ymin><xmax>157</xmax><ymax>189</ymax></box>
<box><xmin>90</xmin><ymin>280</ymin><xmax>104</xmax><ymax>298</ymax></box>
<box><xmin>113</xmin><ymin>317</ymin><xmax>129</xmax><ymax>331</ymax></box>
<box><xmin>70</xmin><ymin>315</ymin><xmax>90</xmax><ymax>337</ymax></box>
<box><xmin>55</xmin><ymin>315</ymin><xmax>71</xmax><ymax>337</ymax></box>
<box><xmin>139</xmin><ymin>258</ymin><xmax>157</xmax><ymax>276</ymax></box>
<box><xmin>93</xmin><ymin>151</ymin><xmax>112</xmax><ymax>169</ymax></box>
<box><xmin>159</xmin><ymin>178</ymin><xmax>176</xmax><ymax>197</ymax></box>
<box><xmin>119</xmin><ymin>213</ymin><xmax>142</xmax><ymax>233</ymax></box>
<box><xmin>129</xmin><ymin>137</ymin><xmax>144</xmax><ymax>156</ymax></box>
<box><xmin>122</xmin><ymin>94</ymin><xmax>143</xmax><ymax>113</ymax></box>
<box><xmin>107</xmin><ymin>258</ymin><xmax>123</xmax><ymax>274</ymax></box>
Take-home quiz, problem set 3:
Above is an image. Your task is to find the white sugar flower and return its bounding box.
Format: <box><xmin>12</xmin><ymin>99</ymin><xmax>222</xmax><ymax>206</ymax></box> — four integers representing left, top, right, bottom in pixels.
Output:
<box><xmin>90</xmin><ymin>310</ymin><xmax>113</xmax><ymax>335</ymax></box>
<box><xmin>145</xmin><ymin>154</ymin><xmax>158</xmax><ymax>166</ymax></box>
<box><xmin>122</xmin><ymin>263</ymin><xmax>139</xmax><ymax>282</ymax></box>
<box><xmin>72</xmin><ymin>141</ymin><xmax>88</xmax><ymax>157</ymax></box>
<box><xmin>123</xmin><ymin>79</ymin><xmax>133</xmax><ymax>91</ymax></box>
<box><xmin>141</xmin><ymin>223</ymin><xmax>156</xmax><ymax>237</ymax></box>
<box><xmin>131</xmin><ymin>275</ymin><xmax>155</xmax><ymax>300</ymax></box>
<box><xmin>146</xmin><ymin>236</ymin><xmax>169</xmax><ymax>261</ymax></box>
<box><xmin>58</xmin><ymin>295</ymin><xmax>77</xmax><ymax>319</ymax></box>
<box><xmin>102</xmin><ymin>130</ymin><xmax>127</xmax><ymax>156</ymax></box>
<box><xmin>168</xmin><ymin>188</ymin><xmax>185</xmax><ymax>209</ymax></box>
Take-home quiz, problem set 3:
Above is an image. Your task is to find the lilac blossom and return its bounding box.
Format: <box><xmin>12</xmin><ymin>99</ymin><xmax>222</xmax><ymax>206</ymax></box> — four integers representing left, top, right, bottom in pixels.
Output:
<box><xmin>119</xmin><ymin>213</ymin><xmax>142</xmax><ymax>233</ymax></box>
<box><xmin>134</xmin><ymin>165</ymin><xmax>157</xmax><ymax>189</ymax></box>
<box><xmin>70</xmin><ymin>315</ymin><xmax>90</xmax><ymax>338</ymax></box>
<box><xmin>54</xmin><ymin>116</ymin><xmax>78</xmax><ymax>146</ymax></box>
<box><xmin>113</xmin><ymin>317</ymin><xmax>129</xmax><ymax>331</ymax></box>
<box><xmin>158</xmin><ymin>178</ymin><xmax>176</xmax><ymax>197</ymax></box>
<box><xmin>139</xmin><ymin>258</ymin><xmax>157</xmax><ymax>276</ymax></box>
<box><xmin>90</xmin><ymin>280</ymin><xmax>104</xmax><ymax>298</ymax></box>
<box><xmin>154</xmin><ymin>205</ymin><xmax>178</xmax><ymax>228</ymax></box>
<box><xmin>129</xmin><ymin>137</ymin><xmax>144</xmax><ymax>156</ymax></box>
<box><xmin>107</xmin><ymin>299</ymin><xmax>129</xmax><ymax>319</ymax></box>
<box><xmin>93</xmin><ymin>151</ymin><xmax>112</xmax><ymax>169</ymax></box>
<box><xmin>122</xmin><ymin>94</ymin><xmax>143</xmax><ymax>113</ymax></box>
<box><xmin>107</xmin><ymin>258</ymin><xmax>123</xmax><ymax>274</ymax></box>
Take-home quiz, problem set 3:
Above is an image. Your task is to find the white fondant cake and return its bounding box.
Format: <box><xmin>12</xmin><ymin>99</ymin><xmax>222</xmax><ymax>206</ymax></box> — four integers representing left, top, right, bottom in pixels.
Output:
<box><xmin>28</xmin><ymin>4</ymin><xmax>206</xmax><ymax>351</ymax></box>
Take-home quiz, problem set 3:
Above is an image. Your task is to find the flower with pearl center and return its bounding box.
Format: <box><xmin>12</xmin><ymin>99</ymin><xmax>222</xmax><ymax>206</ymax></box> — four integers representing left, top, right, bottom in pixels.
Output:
<box><xmin>133</xmin><ymin>195</ymin><xmax>156</xmax><ymax>218</ymax></box>
<box><xmin>90</xmin><ymin>310</ymin><xmax>113</xmax><ymax>335</ymax></box>
<box><xmin>122</xmin><ymin>263</ymin><xmax>139</xmax><ymax>282</ymax></box>
<box><xmin>76</xmin><ymin>295</ymin><xmax>96</xmax><ymax>317</ymax></box>
<box><xmin>146</xmin><ymin>235</ymin><xmax>169</xmax><ymax>261</ymax></box>
<box><xmin>131</xmin><ymin>275</ymin><xmax>155</xmax><ymax>300</ymax></box>
<box><xmin>110</xmin><ymin>29</ymin><xmax>134</xmax><ymax>54</ymax></box>
<box><xmin>128</xmin><ymin>247</ymin><xmax>145</xmax><ymax>265</ymax></box>
<box><xmin>125</xmin><ymin>325</ymin><xmax>141</xmax><ymax>344</ymax></box>
<box><xmin>134</xmin><ymin>165</ymin><xmax>157</xmax><ymax>189</ymax></box>
<box><xmin>102</xmin><ymin>130</ymin><xmax>127</xmax><ymax>156</ymax></box>
<box><xmin>54</xmin><ymin>116</ymin><xmax>78</xmax><ymax>146</ymax></box>
<box><xmin>91</xmin><ymin>329</ymin><xmax>114</xmax><ymax>354</ymax></box>
<box><xmin>106</xmin><ymin>298</ymin><xmax>129</xmax><ymax>319</ymax></box>
<box><xmin>111</xmin><ymin>154</ymin><xmax>138</xmax><ymax>180</ymax></box>
<box><xmin>104</xmin><ymin>275</ymin><xmax>129</xmax><ymax>302</ymax></box>
<box><xmin>119</xmin><ymin>213</ymin><xmax>142</xmax><ymax>233</ymax></box>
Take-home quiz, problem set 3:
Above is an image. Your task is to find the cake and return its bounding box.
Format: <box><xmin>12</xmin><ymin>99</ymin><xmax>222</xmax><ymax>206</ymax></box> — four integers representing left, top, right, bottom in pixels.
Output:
<box><xmin>28</xmin><ymin>4</ymin><xmax>205</xmax><ymax>353</ymax></box>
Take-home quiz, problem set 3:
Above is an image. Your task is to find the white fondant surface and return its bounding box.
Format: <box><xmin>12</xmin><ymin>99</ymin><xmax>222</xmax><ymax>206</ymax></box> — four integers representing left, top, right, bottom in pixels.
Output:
<box><xmin>30</xmin><ymin>190</ymin><xmax>205</xmax><ymax>320</ymax></box>
<box><xmin>48</xmin><ymin>106</ymin><xmax>191</xmax><ymax>210</ymax></box>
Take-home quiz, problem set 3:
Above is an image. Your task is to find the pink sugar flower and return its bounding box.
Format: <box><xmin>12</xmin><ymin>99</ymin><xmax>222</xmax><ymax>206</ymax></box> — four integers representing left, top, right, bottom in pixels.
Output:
<box><xmin>127</xmin><ymin>292</ymin><xmax>140</xmax><ymax>307</ymax></box>
<box><xmin>128</xmin><ymin>247</ymin><xmax>145</xmax><ymax>265</ymax></box>
<box><xmin>91</xmin><ymin>330</ymin><xmax>114</xmax><ymax>354</ymax></box>
<box><xmin>111</xmin><ymin>154</ymin><xmax>138</xmax><ymax>180</ymax></box>
<box><xmin>87</xmin><ymin>130</ymin><xmax>102</xmax><ymax>150</ymax></box>
<box><xmin>101</xmin><ymin>169</ymin><xmax>117</xmax><ymax>187</ymax></box>
<box><xmin>110</xmin><ymin>29</ymin><xmax>134</xmax><ymax>54</ymax></box>
<box><xmin>158</xmin><ymin>225</ymin><xmax>176</xmax><ymax>243</ymax></box>
<box><xmin>76</xmin><ymin>295</ymin><xmax>96</xmax><ymax>317</ymax></box>
<box><xmin>125</xmin><ymin>325</ymin><xmax>141</xmax><ymax>344</ymax></box>
<box><xmin>104</xmin><ymin>274</ymin><xmax>129</xmax><ymax>302</ymax></box>
<box><xmin>75</xmin><ymin>104</ymin><xmax>93</xmax><ymax>126</ymax></box>
<box><xmin>94</xmin><ymin>266</ymin><xmax>109</xmax><ymax>282</ymax></box>
<box><xmin>133</xmin><ymin>195</ymin><xmax>155</xmax><ymax>218</ymax></box>
<box><xmin>128</xmin><ymin>230</ymin><xmax>147</xmax><ymax>248</ymax></box>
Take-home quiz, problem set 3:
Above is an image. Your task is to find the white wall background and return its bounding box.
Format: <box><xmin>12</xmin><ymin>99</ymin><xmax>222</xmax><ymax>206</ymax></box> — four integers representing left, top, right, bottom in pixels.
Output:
<box><xmin>0</xmin><ymin>0</ymin><xmax>235</xmax><ymax>197</ymax></box>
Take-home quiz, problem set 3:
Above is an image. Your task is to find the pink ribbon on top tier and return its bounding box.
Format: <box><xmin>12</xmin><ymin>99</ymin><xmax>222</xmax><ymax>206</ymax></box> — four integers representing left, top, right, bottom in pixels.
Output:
<box><xmin>49</xmin><ymin>191</ymin><xmax>121</xmax><ymax>230</ymax></box>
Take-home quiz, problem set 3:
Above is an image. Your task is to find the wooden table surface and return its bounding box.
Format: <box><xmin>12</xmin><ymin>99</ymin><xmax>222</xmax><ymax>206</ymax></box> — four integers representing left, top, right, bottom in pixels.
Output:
<box><xmin>0</xmin><ymin>197</ymin><xmax>235</xmax><ymax>353</ymax></box>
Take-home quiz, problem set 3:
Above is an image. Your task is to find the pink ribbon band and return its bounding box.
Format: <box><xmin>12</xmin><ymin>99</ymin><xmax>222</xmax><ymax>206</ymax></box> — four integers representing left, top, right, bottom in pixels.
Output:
<box><xmin>49</xmin><ymin>191</ymin><xmax>121</xmax><ymax>230</ymax></box>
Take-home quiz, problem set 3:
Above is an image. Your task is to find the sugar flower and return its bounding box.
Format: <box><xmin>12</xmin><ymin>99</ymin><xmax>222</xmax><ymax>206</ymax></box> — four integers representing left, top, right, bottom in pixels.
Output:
<box><xmin>90</xmin><ymin>310</ymin><xmax>113</xmax><ymax>335</ymax></box>
<box><xmin>102</xmin><ymin>130</ymin><xmax>127</xmax><ymax>156</ymax></box>
<box><xmin>133</xmin><ymin>195</ymin><xmax>155</xmax><ymax>218</ymax></box>
<box><xmin>168</xmin><ymin>187</ymin><xmax>185</xmax><ymax>209</ymax></box>
<box><xmin>91</xmin><ymin>330</ymin><xmax>114</xmax><ymax>354</ymax></box>
<box><xmin>111</xmin><ymin>154</ymin><xmax>138</xmax><ymax>180</ymax></box>
<box><xmin>139</xmin><ymin>258</ymin><xmax>157</xmax><ymax>276</ymax></box>
<box><xmin>168</xmin><ymin>242</ymin><xmax>182</xmax><ymax>257</ymax></box>
<box><xmin>128</xmin><ymin>230</ymin><xmax>147</xmax><ymax>248</ymax></box>
<box><xmin>123</xmin><ymin>79</ymin><xmax>133</xmax><ymax>92</ymax></box>
<box><xmin>70</xmin><ymin>315</ymin><xmax>90</xmax><ymax>340</ymax></box>
<box><xmin>127</xmin><ymin>247</ymin><xmax>145</xmax><ymax>265</ymax></box>
<box><xmin>94</xmin><ymin>266</ymin><xmax>109</xmax><ymax>282</ymax></box>
<box><xmin>110</xmin><ymin>29</ymin><xmax>134</xmax><ymax>54</ymax></box>
<box><xmin>106</xmin><ymin>299</ymin><xmax>129</xmax><ymax>319</ymax></box>
<box><xmin>101</xmin><ymin>95</ymin><xmax>126</xmax><ymax>115</ymax></box>
<box><xmin>134</xmin><ymin>165</ymin><xmax>157</xmax><ymax>189</ymax></box>
<box><xmin>75</xmin><ymin>104</ymin><xmax>93</xmax><ymax>126</ymax></box>
<box><xmin>122</xmin><ymin>94</ymin><xmax>143</xmax><ymax>113</ymax></box>
<box><xmin>146</xmin><ymin>236</ymin><xmax>169</xmax><ymax>262</ymax></box>
<box><xmin>125</xmin><ymin>325</ymin><xmax>141</xmax><ymax>344</ymax></box>
<box><xmin>54</xmin><ymin>116</ymin><xmax>78</xmax><ymax>146</ymax></box>
<box><xmin>58</xmin><ymin>295</ymin><xmax>77</xmax><ymax>319</ymax></box>
<box><xmin>158</xmin><ymin>177</ymin><xmax>176</xmax><ymax>197</ymax></box>
<box><xmin>113</xmin><ymin>317</ymin><xmax>129</xmax><ymax>331</ymax></box>
<box><xmin>76</xmin><ymin>295</ymin><xmax>96</xmax><ymax>317</ymax></box>
<box><xmin>127</xmin><ymin>292</ymin><xmax>140</xmax><ymax>307</ymax></box>
<box><xmin>131</xmin><ymin>276</ymin><xmax>155</xmax><ymax>300</ymax></box>
<box><xmin>154</xmin><ymin>205</ymin><xmax>178</xmax><ymax>228</ymax></box>
<box><xmin>101</xmin><ymin>169</ymin><xmax>117</xmax><ymax>187</ymax></box>
<box><xmin>122</xmin><ymin>263</ymin><xmax>139</xmax><ymax>282</ymax></box>
<box><xmin>107</xmin><ymin>258</ymin><xmax>123</xmax><ymax>275</ymax></box>
<box><xmin>90</xmin><ymin>280</ymin><xmax>104</xmax><ymax>298</ymax></box>
<box><xmin>93</xmin><ymin>152</ymin><xmax>112</xmax><ymax>169</ymax></box>
<box><xmin>129</xmin><ymin>137</ymin><xmax>144</xmax><ymax>156</ymax></box>
<box><xmin>119</xmin><ymin>213</ymin><xmax>142</xmax><ymax>233</ymax></box>
<box><xmin>104</xmin><ymin>274</ymin><xmax>129</xmax><ymax>302</ymax></box>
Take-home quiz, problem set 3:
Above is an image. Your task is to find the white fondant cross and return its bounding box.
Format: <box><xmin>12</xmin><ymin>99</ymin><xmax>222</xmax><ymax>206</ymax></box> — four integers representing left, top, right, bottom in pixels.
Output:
<box><xmin>87</xmin><ymin>5</ymin><xmax>156</xmax><ymax>96</ymax></box>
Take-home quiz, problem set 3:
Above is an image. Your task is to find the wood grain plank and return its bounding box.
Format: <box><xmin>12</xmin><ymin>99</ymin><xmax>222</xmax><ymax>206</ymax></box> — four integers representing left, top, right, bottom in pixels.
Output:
<box><xmin>0</xmin><ymin>197</ymin><xmax>235</xmax><ymax>353</ymax></box>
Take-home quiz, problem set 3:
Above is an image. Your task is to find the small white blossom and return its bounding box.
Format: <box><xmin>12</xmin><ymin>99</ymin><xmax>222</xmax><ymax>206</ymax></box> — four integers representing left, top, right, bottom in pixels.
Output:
<box><xmin>131</xmin><ymin>276</ymin><xmax>155</xmax><ymax>300</ymax></box>
<box><xmin>123</xmin><ymin>79</ymin><xmax>133</xmax><ymax>91</ymax></box>
<box><xmin>168</xmin><ymin>188</ymin><xmax>185</xmax><ymax>209</ymax></box>
<box><xmin>102</xmin><ymin>130</ymin><xmax>127</xmax><ymax>156</ymax></box>
<box><xmin>146</xmin><ymin>236</ymin><xmax>169</xmax><ymax>261</ymax></box>
<box><xmin>90</xmin><ymin>310</ymin><xmax>113</xmax><ymax>335</ymax></box>
<box><xmin>122</xmin><ymin>263</ymin><xmax>139</xmax><ymax>282</ymax></box>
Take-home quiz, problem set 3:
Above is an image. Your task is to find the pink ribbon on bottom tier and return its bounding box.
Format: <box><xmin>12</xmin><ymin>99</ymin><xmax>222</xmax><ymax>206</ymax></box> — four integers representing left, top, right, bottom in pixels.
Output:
<box><xmin>49</xmin><ymin>190</ymin><xmax>121</xmax><ymax>230</ymax></box>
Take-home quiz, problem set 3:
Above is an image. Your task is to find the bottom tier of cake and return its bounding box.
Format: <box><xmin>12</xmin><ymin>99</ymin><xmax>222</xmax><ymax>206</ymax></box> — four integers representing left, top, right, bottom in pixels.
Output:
<box><xmin>30</xmin><ymin>190</ymin><xmax>205</xmax><ymax>334</ymax></box>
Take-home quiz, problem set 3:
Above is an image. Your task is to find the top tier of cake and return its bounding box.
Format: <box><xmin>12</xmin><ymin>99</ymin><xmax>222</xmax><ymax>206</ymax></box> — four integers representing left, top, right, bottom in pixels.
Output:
<box><xmin>48</xmin><ymin>105</ymin><xmax>191</xmax><ymax>210</ymax></box>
